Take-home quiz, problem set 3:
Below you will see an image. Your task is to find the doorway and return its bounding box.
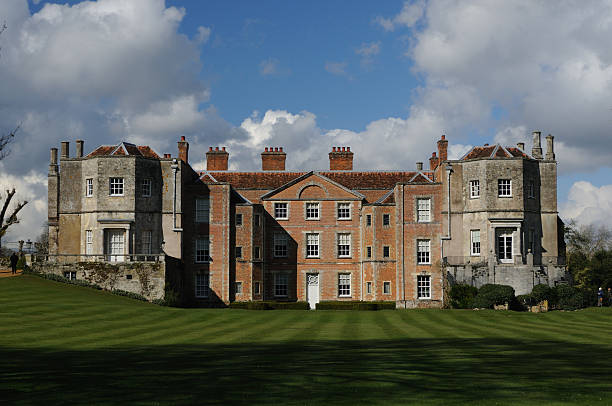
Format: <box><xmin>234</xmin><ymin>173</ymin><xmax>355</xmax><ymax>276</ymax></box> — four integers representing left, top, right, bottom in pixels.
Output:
<box><xmin>307</xmin><ymin>273</ymin><xmax>319</xmax><ymax>310</ymax></box>
<box><xmin>105</xmin><ymin>229</ymin><xmax>125</xmax><ymax>262</ymax></box>
<box><xmin>496</xmin><ymin>229</ymin><xmax>513</xmax><ymax>263</ymax></box>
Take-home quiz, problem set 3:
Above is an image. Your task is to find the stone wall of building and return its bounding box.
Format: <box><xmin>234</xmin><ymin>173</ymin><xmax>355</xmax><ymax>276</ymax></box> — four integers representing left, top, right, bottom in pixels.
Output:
<box><xmin>31</xmin><ymin>259</ymin><xmax>168</xmax><ymax>301</ymax></box>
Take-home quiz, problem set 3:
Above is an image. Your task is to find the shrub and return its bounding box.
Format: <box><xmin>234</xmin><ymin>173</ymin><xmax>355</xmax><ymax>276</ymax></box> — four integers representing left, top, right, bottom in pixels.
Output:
<box><xmin>449</xmin><ymin>283</ymin><xmax>478</xmax><ymax>309</ymax></box>
<box><xmin>315</xmin><ymin>301</ymin><xmax>395</xmax><ymax>311</ymax></box>
<box><xmin>473</xmin><ymin>284</ymin><xmax>515</xmax><ymax>309</ymax></box>
<box><xmin>531</xmin><ymin>284</ymin><xmax>553</xmax><ymax>303</ymax></box>
<box><xmin>516</xmin><ymin>294</ymin><xmax>536</xmax><ymax>309</ymax></box>
<box><xmin>553</xmin><ymin>284</ymin><xmax>587</xmax><ymax>310</ymax></box>
<box><xmin>228</xmin><ymin>301</ymin><xmax>309</xmax><ymax>310</ymax></box>
<box><xmin>111</xmin><ymin>289</ymin><xmax>148</xmax><ymax>302</ymax></box>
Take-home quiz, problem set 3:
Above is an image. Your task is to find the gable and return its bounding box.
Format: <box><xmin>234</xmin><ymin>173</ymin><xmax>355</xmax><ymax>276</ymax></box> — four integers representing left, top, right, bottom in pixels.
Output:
<box><xmin>262</xmin><ymin>172</ymin><xmax>363</xmax><ymax>201</ymax></box>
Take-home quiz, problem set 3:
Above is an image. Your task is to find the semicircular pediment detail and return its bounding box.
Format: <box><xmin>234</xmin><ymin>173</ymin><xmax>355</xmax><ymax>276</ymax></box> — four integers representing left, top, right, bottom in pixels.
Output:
<box><xmin>298</xmin><ymin>184</ymin><xmax>327</xmax><ymax>199</ymax></box>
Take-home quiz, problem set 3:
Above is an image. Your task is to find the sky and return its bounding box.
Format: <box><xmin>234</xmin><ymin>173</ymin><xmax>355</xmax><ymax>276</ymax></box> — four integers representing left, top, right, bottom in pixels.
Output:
<box><xmin>1</xmin><ymin>0</ymin><xmax>612</xmax><ymax>243</ymax></box>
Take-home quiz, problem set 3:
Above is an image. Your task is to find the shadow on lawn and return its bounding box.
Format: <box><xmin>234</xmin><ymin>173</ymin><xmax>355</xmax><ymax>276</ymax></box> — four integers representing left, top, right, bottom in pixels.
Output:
<box><xmin>1</xmin><ymin>338</ymin><xmax>611</xmax><ymax>405</ymax></box>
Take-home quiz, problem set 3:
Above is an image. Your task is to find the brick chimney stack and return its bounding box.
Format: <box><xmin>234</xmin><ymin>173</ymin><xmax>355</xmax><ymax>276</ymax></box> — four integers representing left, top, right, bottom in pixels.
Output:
<box><xmin>76</xmin><ymin>140</ymin><xmax>84</xmax><ymax>158</ymax></box>
<box><xmin>178</xmin><ymin>136</ymin><xmax>189</xmax><ymax>164</ymax></box>
<box><xmin>329</xmin><ymin>146</ymin><xmax>353</xmax><ymax>170</ymax></box>
<box><xmin>206</xmin><ymin>146</ymin><xmax>229</xmax><ymax>171</ymax></box>
<box><xmin>437</xmin><ymin>135</ymin><xmax>448</xmax><ymax>162</ymax></box>
<box><xmin>49</xmin><ymin>148</ymin><xmax>58</xmax><ymax>174</ymax></box>
<box><xmin>429</xmin><ymin>152</ymin><xmax>438</xmax><ymax>170</ymax></box>
<box><xmin>261</xmin><ymin>147</ymin><xmax>286</xmax><ymax>171</ymax></box>
<box><xmin>531</xmin><ymin>131</ymin><xmax>543</xmax><ymax>159</ymax></box>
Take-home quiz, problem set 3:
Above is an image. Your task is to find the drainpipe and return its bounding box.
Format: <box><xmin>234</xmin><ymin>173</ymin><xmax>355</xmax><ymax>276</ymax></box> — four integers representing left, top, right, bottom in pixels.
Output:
<box><xmin>440</xmin><ymin>164</ymin><xmax>453</xmax><ymax>306</ymax></box>
<box><xmin>401</xmin><ymin>185</ymin><xmax>406</xmax><ymax>307</ymax></box>
<box><xmin>171</xmin><ymin>159</ymin><xmax>182</xmax><ymax>231</ymax></box>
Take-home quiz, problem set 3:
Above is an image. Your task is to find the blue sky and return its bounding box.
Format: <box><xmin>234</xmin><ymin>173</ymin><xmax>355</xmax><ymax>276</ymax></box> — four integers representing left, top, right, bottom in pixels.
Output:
<box><xmin>2</xmin><ymin>0</ymin><xmax>612</xmax><ymax>240</ymax></box>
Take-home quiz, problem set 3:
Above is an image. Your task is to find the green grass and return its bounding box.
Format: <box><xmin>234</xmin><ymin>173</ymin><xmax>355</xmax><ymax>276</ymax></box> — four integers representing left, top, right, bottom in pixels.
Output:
<box><xmin>1</xmin><ymin>275</ymin><xmax>611</xmax><ymax>405</ymax></box>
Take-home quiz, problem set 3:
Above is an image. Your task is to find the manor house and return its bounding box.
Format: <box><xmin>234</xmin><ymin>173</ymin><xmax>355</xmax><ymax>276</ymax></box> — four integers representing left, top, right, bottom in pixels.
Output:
<box><xmin>44</xmin><ymin>132</ymin><xmax>567</xmax><ymax>307</ymax></box>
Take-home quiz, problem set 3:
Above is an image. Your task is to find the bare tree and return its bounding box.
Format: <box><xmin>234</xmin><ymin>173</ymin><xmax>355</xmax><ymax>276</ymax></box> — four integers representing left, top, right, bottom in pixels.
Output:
<box><xmin>0</xmin><ymin>23</ymin><xmax>28</xmax><ymax>250</ymax></box>
<box><xmin>0</xmin><ymin>189</ymin><xmax>28</xmax><ymax>250</ymax></box>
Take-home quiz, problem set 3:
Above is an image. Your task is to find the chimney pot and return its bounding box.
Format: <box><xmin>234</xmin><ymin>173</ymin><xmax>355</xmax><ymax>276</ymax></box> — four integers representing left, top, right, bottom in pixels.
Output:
<box><xmin>441</xmin><ymin>134</ymin><xmax>446</xmax><ymax>140</ymax></box>
<box><xmin>532</xmin><ymin>131</ymin><xmax>543</xmax><ymax>159</ymax></box>
<box><xmin>178</xmin><ymin>135</ymin><xmax>189</xmax><ymax>163</ymax></box>
<box><xmin>215</xmin><ymin>146</ymin><xmax>219</xmax><ymax>151</ymax></box>
<box><xmin>75</xmin><ymin>140</ymin><xmax>84</xmax><ymax>158</ymax></box>
<box><xmin>209</xmin><ymin>147</ymin><xmax>213</xmax><ymax>151</ymax></box>
<box><xmin>517</xmin><ymin>142</ymin><xmax>525</xmax><ymax>150</ymax></box>
<box><xmin>280</xmin><ymin>147</ymin><xmax>283</xmax><ymax>152</ymax></box>
<box><xmin>181</xmin><ymin>136</ymin><xmax>186</xmax><ymax>141</ymax></box>
<box><xmin>484</xmin><ymin>143</ymin><xmax>489</xmax><ymax>146</ymax></box>
<box><xmin>545</xmin><ymin>134</ymin><xmax>555</xmax><ymax>160</ymax></box>
<box><xmin>60</xmin><ymin>141</ymin><xmax>69</xmax><ymax>158</ymax></box>
<box><xmin>437</xmin><ymin>135</ymin><xmax>448</xmax><ymax>161</ymax></box>
<box><xmin>347</xmin><ymin>147</ymin><xmax>350</xmax><ymax>152</ymax></box>
<box><xmin>50</xmin><ymin>148</ymin><xmax>58</xmax><ymax>165</ymax></box>
<box><xmin>222</xmin><ymin>146</ymin><xmax>226</xmax><ymax>151</ymax></box>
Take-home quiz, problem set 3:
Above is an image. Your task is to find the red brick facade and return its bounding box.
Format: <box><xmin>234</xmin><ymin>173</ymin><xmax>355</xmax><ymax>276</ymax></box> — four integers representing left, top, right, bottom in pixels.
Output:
<box><xmin>183</xmin><ymin>142</ymin><xmax>446</xmax><ymax>309</ymax></box>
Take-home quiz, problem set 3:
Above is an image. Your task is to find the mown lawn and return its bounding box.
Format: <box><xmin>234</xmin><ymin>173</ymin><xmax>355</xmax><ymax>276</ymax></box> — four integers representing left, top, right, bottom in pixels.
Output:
<box><xmin>1</xmin><ymin>275</ymin><xmax>611</xmax><ymax>405</ymax></box>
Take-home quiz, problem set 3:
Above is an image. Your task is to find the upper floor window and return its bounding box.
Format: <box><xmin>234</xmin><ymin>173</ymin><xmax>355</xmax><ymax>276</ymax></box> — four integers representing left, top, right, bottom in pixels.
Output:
<box><xmin>86</xmin><ymin>178</ymin><xmax>93</xmax><ymax>197</ymax></box>
<box><xmin>417</xmin><ymin>198</ymin><xmax>431</xmax><ymax>222</ymax></box>
<box><xmin>366</xmin><ymin>214</ymin><xmax>372</xmax><ymax>226</ymax></box>
<box><xmin>498</xmin><ymin>179</ymin><xmax>512</xmax><ymax>197</ymax></box>
<box><xmin>195</xmin><ymin>198</ymin><xmax>210</xmax><ymax>223</ymax></box>
<box><xmin>254</xmin><ymin>214</ymin><xmax>261</xmax><ymax>227</ymax></box>
<box><xmin>383</xmin><ymin>214</ymin><xmax>390</xmax><ymax>226</ymax></box>
<box><xmin>235</xmin><ymin>282</ymin><xmax>243</xmax><ymax>295</ymax></box>
<box><xmin>337</xmin><ymin>203</ymin><xmax>351</xmax><ymax>220</ymax></box>
<box><xmin>306</xmin><ymin>233</ymin><xmax>319</xmax><ymax>258</ymax></box>
<box><xmin>306</xmin><ymin>202</ymin><xmax>320</xmax><ymax>220</ymax></box>
<box><xmin>274</xmin><ymin>233</ymin><xmax>288</xmax><ymax>258</ymax></box>
<box><xmin>274</xmin><ymin>202</ymin><xmax>288</xmax><ymax>220</ymax></box>
<box><xmin>417</xmin><ymin>240</ymin><xmax>431</xmax><ymax>264</ymax></box>
<box><xmin>254</xmin><ymin>246</ymin><xmax>261</xmax><ymax>259</ymax></box>
<box><xmin>141</xmin><ymin>179</ymin><xmax>152</xmax><ymax>197</ymax></box>
<box><xmin>366</xmin><ymin>246</ymin><xmax>372</xmax><ymax>258</ymax></box>
<box><xmin>195</xmin><ymin>238</ymin><xmax>210</xmax><ymax>263</ymax></box>
<box><xmin>470</xmin><ymin>180</ymin><xmax>480</xmax><ymax>198</ymax></box>
<box><xmin>235</xmin><ymin>246</ymin><xmax>242</xmax><ymax>259</ymax></box>
<box><xmin>109</xmin><ymin>177</ymin><xmax>124</xmax><ymax>196</ymax></box>
<box><xmin>383</xmin><ymin>246</ymin><xmax>390</xmax><ymax>258</ymax></box>
<box><xmin>527</xmin><ymin>180</ymin><xmax>535</xmax><ymax>199</ymax></box>
<box><xmin>337</xmin><ymin>233</ymin><xmax>351</xmax><ymax>257</ymax></box>
<box><xmin>236</xmin><ymin>213</ymin><xmax>243</xmax><ymax>226</ymax></box>
<box><xmin>471</xmin><ymin>230</ymin><xmax>481</xmax><ymax>256</ymax></box>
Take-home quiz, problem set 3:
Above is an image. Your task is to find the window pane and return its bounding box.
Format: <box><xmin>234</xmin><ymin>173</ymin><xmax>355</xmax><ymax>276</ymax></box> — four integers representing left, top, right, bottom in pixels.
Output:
<box><xmin>275</xmin><ymin>273</ymin><xmax>288</xmax><ymax>296</ymax></box>
<box><xmin>417</xmin><ymin>240</ymin><xmax>430</xmax><ymax>264</ymax></box>
<box><xmin>275</xmin><ymin>203</ymin><xmax>288</xmax><ymax>219</ymax></box>
<box><xmin>306</xmin><ymin>203</ymin><xmax>319</xmax><ymax>219</ymax></box>
<box><xmin>274</xmin><ymin>233</ymin><xmax>288</xmax><ymax>257</ymax></box>
<box><xmin>338</xmin><ymin>273</ymin><xmax>351</xmax><ymax>296</ymax></box>
<box><xmin>337</xmin><ymin>233</ymin><xmax>351</xmax><ymax>257</ymax></box>
<box><xmin>306</xmin><ymin>233</ymin><xmax>319</xmax><ymax>257</ymax></box>
<box><xmin>337</xmin><ymin>203</ymin><xmax>350</xmax><ymax>219</ymax></box>
<box><xmin>417</xmin><ymin>275</ymin><xmax>431</xmax><ymax>299</ymax></box>
<box><xmin>195</xmin><ymin>273</ymin><xmax>209</xmax><ymax>298</ymax></box>
<box><xmin>195</xmin><ymin>198</ymin><xmax>210</xmax><ymax>223</ymax></box>
<box><xmin>471</xmin><ymin>230</ymin><xmax>480</xmax><ymax>255</ymax></box>
<box><xmin>109</xmin><ymin>178</ymin><xmax>124</xmax><ymax>196</ymax></box>
<box><xmin>417</xmin><ymin>198</ymin><xmax>431</xmax><ymax>222</ymax></box>
<box><xmin>195</xmin><ymin>238</ymin><xmax>210</xmax><ymax>263</ymax></box>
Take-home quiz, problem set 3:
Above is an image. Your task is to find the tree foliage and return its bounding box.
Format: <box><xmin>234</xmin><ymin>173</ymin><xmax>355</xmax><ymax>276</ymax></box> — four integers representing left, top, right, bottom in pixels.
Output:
<box><xmin>565</xmin><ymin>220</ymin><xmax>612</xmax><ymax>292</ymax></box>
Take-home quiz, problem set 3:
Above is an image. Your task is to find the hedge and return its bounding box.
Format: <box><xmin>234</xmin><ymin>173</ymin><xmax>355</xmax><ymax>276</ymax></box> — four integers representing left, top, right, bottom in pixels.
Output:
<box><xmin>315</xmin><ymin>301</ymin><xmax>396</xmax><ymax>311</ymax></box>
<box><xmin>472</xmin><ymin>284</ymin><xmax>516</xmax><ymax>309</ymax></box>
<box><xmin>448</xmin><ymin>283</ymin><xmax>478</xmax><ymax>309</ymax></box>
<box><xmin>229</xmin><ymin>301</ymin><xmax>310</xmax><ymax>310</ymax></box>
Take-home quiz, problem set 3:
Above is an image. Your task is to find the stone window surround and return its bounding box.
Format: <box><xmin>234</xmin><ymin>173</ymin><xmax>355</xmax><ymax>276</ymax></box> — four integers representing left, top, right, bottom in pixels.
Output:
<box><xmin>305</xmin><ymin>232</ymin><xmax>320</xmax><ymax>258</ymax></box>
<box><xmin>417</xmin><ymin>273</ymin><xmax>431</xmax><ymax>299</ymax></box>
<box><xmin>498</xmin><ymin>179</ymin><xmax>512</xmax><ymax>197</ymax></box>
<box><xmin>470</xmin><ymin>229</ymin><xmax>481</xmax><ymax>256</ymax></box>
<box><xmin>85</xmin><ymin>178</ymin><xmax>94</xmax><ymax>197</ymax></box>
<box><xmin>274</xmin><ymin>202</ymin><xmax>289</xmax><ymax>220</ymax></box>
<box><xmin>304</xmin><ymin>201</ymin><xmax>320</xmax><ymax>220</ymax></box>
<box><xmin>415</xmin><ymin>196</ymin><xmax>433</xmax><ymax>223</ymax></box>
<box><xmin>383</xmin><ymin>281</ymin><xmax>391</xmax><ymax>295</ymax></box>
<box><xmin>194</xmin><ymin>236</ymin><xmax>211</xmax><ymax>263</ymax></box>
<box><xmin>416</xmin><ymin>238</ymin><xmax>431</xmax><ymax>265</ymax></box>
<box><xmin>336</xmin><ymin>202</ymin><xmax>352</xmax><ymax>220</ymax></box>
<box><xmin>336</xmin><ymin>232</ymin><xmax>352</xmax><ymax>258</ymax></box>
<box><xmin>195</xmin><ymin>196</ymin><xmax>211</xmax><ymax>223</ymax></box>
<box><xmin>469</xmin><ymin>179</ymin><xmax>480</xmax><ymax>199</ymax></box>
<box><xmin>109</xmin><ymin>177</ymin><xmax>124</xmax><ymax>196</ymax></box>
<box><xmin>337</xmin><ymin>272</ymin><xmax>351</xmax><ymax>297</ymax></box>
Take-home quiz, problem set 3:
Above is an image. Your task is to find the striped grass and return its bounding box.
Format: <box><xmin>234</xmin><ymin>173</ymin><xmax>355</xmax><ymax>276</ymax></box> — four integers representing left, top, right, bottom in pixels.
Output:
<box><xmin>1</xmin><ymin>275</ymin><xmax>611</xmax><ymax>405</ymax></box>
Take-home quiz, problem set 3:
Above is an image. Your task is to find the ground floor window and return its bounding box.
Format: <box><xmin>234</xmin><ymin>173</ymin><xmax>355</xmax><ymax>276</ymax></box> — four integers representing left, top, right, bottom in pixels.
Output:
<box><xmin>338</xmin><ymin>273</ymin><xmax>351</xmax><ymax>297</ymax></box>
<box><xmin>366</xmin><ymin>281</ymin><xmax>372</xmax><ymax>294</ymax></box>
<box><xmin>254</xmin><ymin>281</ymin><xmax>261</xmax><ymax>295</ymax></box>
<box><xmin>274</xmin><ymin>273</ymin><xmax>288</xmax><ymax>297</ymax></box>
<box><xmin>235</xmin><ymin>281</ymin><xmax>242</xmax><ymax>294</ymax></box>
<box><xmin>195</xmin><ymin>273</ymin><xmax>209</xmax><ymax>298</ymax></box>
<box><xmin>383</xmin><ymin>281</ymin><xmax>391</xmax><ymax>295</ymax></box>
<box><xmin>417</xmin><ymin>275</ymin><xmax>431</xmax><ymax>299</ymax></box>
<box><xmin>63</xmin><ymin>271</ymin><xmax>76</xmax><ymax>280</ymax></box>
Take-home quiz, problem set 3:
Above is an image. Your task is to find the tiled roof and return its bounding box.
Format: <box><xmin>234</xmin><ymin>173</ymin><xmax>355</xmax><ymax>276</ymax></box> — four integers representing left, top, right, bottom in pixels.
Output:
<box><xmin>461</xmin><ymin>144</ymin><xmax>530</xmax><ymax>160</ymax></box>
<box><xmin>86</xmin><ymin>142</ymin><xmax>160</xmax><ymax>159</ymax></box>
<box><xmin>201</xmin><ymin>171</ymin><xmax>434</xmax><ymax>190</ymax></box>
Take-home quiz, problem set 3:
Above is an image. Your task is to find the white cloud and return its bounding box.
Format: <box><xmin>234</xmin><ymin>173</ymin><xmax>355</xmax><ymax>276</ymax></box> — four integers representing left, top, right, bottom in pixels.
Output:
<box><xmin>195</xmin><ymin>26</ymin><xmax>211</xmax><ymax>44</ymax></box>
<box><xmin>375</xmin><ymin>0</ymin><xmax>425</xmax><ymax>31</ymax></box>
<box><xmin>259</xmin><ymin>58</ymin><xmax>279</xmax><ymax>75</ymax></box>
<box><xmin>325</xmin><ymin>61</ymin><xmax>348</xmax><ymax>76</ymax></box>
<box><xmin>561</xmin><ymin>181</ymin><xmax>612</xmax><ymax>228</ymax></box>
<box><xmin>356</xmin><ymin>41</ymin><xmax>380</xmax><ymax>57</ymax></box>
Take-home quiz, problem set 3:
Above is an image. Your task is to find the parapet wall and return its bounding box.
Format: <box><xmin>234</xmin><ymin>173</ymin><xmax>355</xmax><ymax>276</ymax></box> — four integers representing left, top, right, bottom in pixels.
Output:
<box><xmin>31</xmin><ymin>260</ymin><xmax>167</xmax><ymax>301</ymax></box>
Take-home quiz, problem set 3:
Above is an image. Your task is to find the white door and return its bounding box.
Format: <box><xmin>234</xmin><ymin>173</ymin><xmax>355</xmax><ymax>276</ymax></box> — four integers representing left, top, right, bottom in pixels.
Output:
<box><xmin>105</xmin><ymin>229</ymin><xmax>125</xmax><ymax>262</ymax></box>
<box><xmin>497</xmin><ymin>229</ymin><xmax>513</xmax><ymax>263</ymax></box>
<box><xmin>307</xmin><ymin>274</ymin><xmax>319</xmax><ymax>310</ymax></box>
